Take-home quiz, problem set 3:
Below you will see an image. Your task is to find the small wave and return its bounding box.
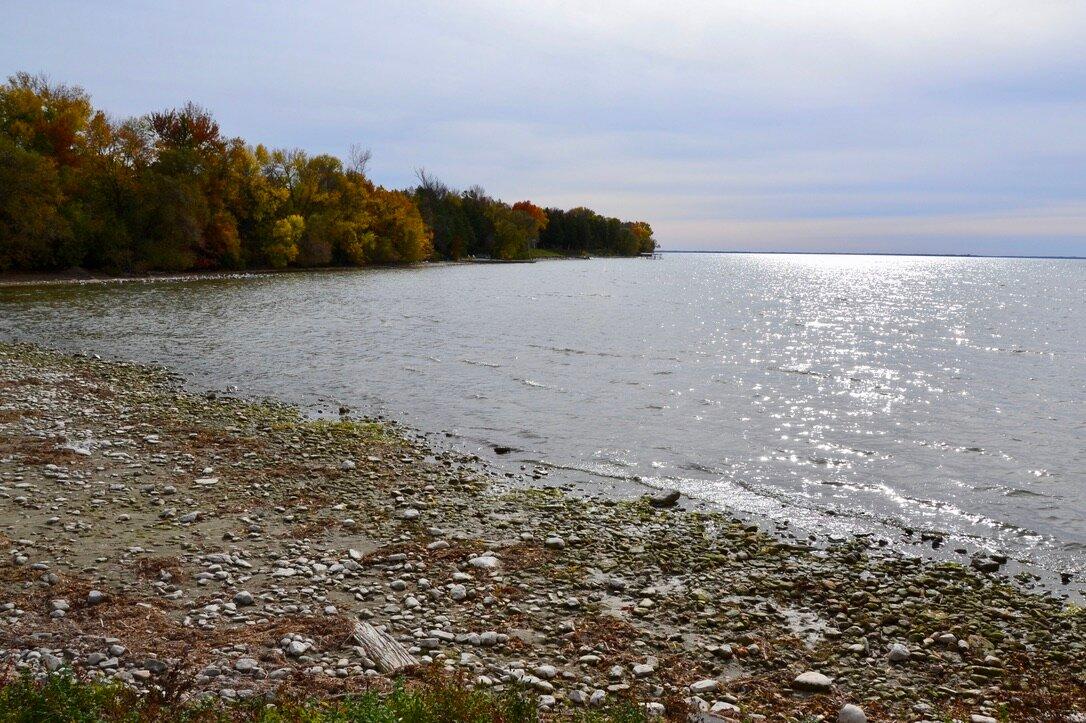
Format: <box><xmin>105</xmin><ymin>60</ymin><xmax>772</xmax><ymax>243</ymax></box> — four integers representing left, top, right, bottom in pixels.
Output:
<box><xmin>1005</xmin><ymin>488</ymin><xmax>1052</xmax><ymax>499</ymax></box>
<box><xmin>460</xmin><ymin>358</ymin><xmax>501</xmax><ymax>368</ymax></box>
<box><xmin>772</xmin><ymin>365</ymin><xmax>827</xmax><ymax>378</ymax></box>
<box><xmin>679</xmin><ymin>461</ymin><xmax>717</xmax><ymax>474</ymax></box>
<box><xmin>527</xmin><ymin>343</ymin><xmax>622</xmax><ymax>358</ymax></box>
<box><xmin>520</xmin><ymin>378</ymin><xmax>562</xmax><ymax>391</ymax></box>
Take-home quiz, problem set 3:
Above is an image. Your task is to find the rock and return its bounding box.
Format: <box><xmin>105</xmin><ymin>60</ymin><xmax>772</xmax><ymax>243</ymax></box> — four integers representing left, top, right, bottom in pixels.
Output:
<box><xmin>646</xmin><ymin>489</ymin><xmax>681</xmax><ymax>508</ymax></box>
<box><xmin>87</xmin><ymin>590</ymin><xmax>106</xmax><ymax>605</ymax></box>
<box><xmin>970</xmin><ymin>716</ymin><xmax>998</xmax><ymax>723</ymax></box>
<box><xmin>589</xmin><ymin>689</ymin><xmax>606</xmax><ymax>706</ymax></box>
<box><xmin>340</xmin><ymin>459</ymin><xmax>356</xmax><ymax>470</ymax></box>
<box><xmin>534</xmin><ymin>664</ymin><xmax>557</xmax><ymax>680</ymax></box>
<box><xmin>449</xmin><ymin>584</ymin><xmax>468</xmax><ymax>601</ymax></box>
<box><xmin>793</xmin><ymin>671</ymin><xmax>833</xmax><ymax>692</ymax></box>
<box><xmin>839</xmin><ymin>704</ymin><xmax>867</xmax><ymax>723</ymax></box>
<box><xmin>233</xmin><ymin>590</ymin><xmax>255</xmax><ymax>606</ymax></box>
<box><xmin>690</xmin><ymin>679</ymin><xmax>719</xmax><ymax>694</ymax></box>
<box><xmin>971</xmin><ymin>556</ymin><xmax>1001</xmax><ymax>573</ymax></box>
<box><xmin>493</xmin><ymin>446</ymin><xmax>513</xmax><ymax>455</ymax></box>
<box><xmin>468</xmin><ymin>555</ymin><xmax>500</xmax><ymax>569</ymax></box>
<box><xmin>235</xmin><ymin>658</ymin><xmax>259</xmax><ymax>673</ymax></box>
<box><xmin>400</xmin><ymin>508</ymin><xmax>420</xmax><ymax>520</ymax></box>
<box><xmin>888</xmin><ymin>642</ymin><xmax>910</xmax><ymax>662</ymax></box>
<box><xmin>633</xmin><ymin>663</ymin><xmax>655</xmax><ymax>677</ymax></box>
<box><xmin>544</xmin><ymin>536</ymin><xmax>565</xmax><ymax>550</ymax></box>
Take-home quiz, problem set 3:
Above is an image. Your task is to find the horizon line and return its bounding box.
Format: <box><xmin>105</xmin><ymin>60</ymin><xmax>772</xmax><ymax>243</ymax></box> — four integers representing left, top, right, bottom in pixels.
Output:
<box><xmin>656</xmin><ymin>249</ymin><xmax>1085</xmax><ymax>261</ymax></box>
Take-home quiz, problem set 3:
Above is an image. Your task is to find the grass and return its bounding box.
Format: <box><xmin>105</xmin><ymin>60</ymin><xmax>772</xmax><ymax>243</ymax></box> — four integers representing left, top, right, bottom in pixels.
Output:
<box><xmin>0</xmin><ymin>672</ymin><xmax>651</xmax><ymax>723</ymax></box>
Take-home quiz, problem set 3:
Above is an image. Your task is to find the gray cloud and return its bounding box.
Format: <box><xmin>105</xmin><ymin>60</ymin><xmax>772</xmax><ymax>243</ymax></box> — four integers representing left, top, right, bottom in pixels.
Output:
<box><xmin>3</xmin><ymin>0</ymin><xmax>1085</xmax><ymax>255</ymax></box>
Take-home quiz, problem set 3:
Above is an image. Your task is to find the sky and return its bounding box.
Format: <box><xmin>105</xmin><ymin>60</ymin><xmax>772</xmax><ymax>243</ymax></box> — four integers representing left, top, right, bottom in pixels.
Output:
<box><xmin>4</xmin><ymin>1</ymin><xmax>1086</xmax><ymax>256</ymax></box>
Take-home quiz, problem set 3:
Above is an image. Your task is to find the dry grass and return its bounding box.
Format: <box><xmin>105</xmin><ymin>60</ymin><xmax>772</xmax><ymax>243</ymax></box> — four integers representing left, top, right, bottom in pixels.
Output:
<box><xmin>0</xmin><ymin>434</ymin><xmax>85</xmax><ymax>465</ymax></box>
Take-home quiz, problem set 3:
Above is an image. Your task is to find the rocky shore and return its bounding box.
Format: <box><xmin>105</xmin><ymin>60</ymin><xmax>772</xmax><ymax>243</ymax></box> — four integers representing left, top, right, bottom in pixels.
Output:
<box><xmin>0</xmin><ymin>343</ymin><xmax>1083</xmax><ymax>721</ymax></box>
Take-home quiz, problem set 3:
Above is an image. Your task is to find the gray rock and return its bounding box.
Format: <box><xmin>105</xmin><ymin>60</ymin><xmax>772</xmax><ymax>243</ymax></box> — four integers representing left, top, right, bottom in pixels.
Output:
<box><xmin>646</xmin><ymin>489</ymin><xmax>680</xmax><ymax>508</ymax></box>
<box><xmin>233</xmin><ymin>590</ymin><xmax>255</xmax><ymax>606</ymax></box>
<box><xmin>534</xmin><ymin>664</ymin><xmax>557</xmax><ymax>680</ymax></box>
<box><xmin>87</xmin><ymin>590</ymin><xmax>106</xmax><ymax>605</ymax></box>
<box><xmin>793</xmin><ymin>671</ymin><xmax>833</xmax><ymax>692</ymax></box>
<box><xmin>235</xmin><ymin>658</ymin><xmax>259</xmax><ymax>673</ymax></box>
<box><xmin>839</xmin><ymin>704</ymin><xmax>867</xmax><ymax>723</ymax></box>
<box><xmin>690</xmin><ymin>679</ymin><xmax>719</xmax><ymax>694</ymax></box>
<box><xmin>888</xmin><ymin>642</ymin><xmax>910</xmax><ymax>662</ymax></box>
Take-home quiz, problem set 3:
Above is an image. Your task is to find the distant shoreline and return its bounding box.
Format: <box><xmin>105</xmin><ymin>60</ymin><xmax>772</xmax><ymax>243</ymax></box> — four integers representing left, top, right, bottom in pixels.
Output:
<box><xmin>659</xmin><ymin>249</ymin><xmax>1086</xmax><ymax>260</ymax></box>
<box><xmin>3</xmin><ymin>250</ymin><xmax>1081</xmax><ymax>288</ymax></box>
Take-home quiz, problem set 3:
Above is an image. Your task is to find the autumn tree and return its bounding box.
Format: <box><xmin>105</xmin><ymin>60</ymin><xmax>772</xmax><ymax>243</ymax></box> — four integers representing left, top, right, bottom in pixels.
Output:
<box><xmin>0</xmin><ymin>72</ymin><xmax>654</xmax><ymax>273</ymax></box>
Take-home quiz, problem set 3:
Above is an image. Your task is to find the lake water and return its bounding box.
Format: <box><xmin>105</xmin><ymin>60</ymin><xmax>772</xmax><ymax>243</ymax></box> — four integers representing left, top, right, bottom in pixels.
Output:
<box><xmin>2</xmin><ymin>254</ymin><xmax>1083</xmax><ymax>591</ymax></box>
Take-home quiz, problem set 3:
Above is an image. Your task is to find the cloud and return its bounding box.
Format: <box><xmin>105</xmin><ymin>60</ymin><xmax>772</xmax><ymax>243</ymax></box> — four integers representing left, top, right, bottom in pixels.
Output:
<box><xmin>2</xmin><ymin>0</ymin><xmax>1084</xmax><ymax>254</ymax></box>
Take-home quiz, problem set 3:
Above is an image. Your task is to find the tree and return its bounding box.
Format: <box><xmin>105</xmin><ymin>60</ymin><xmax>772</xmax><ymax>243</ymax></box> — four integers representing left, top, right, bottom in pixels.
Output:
<box><xmin>267</xmin><ymin>214</ymin><xmax>304</xmax><ymax>268</ymax></box>
<box><xmin>0</xmin><ymin>137</ymin><xmax>70</xmax><ymax>270</ymax></box>
<box><xmin>0</xmin><ymin>72</ymin><xmax>655</xmax><ymax>273</ymax></box>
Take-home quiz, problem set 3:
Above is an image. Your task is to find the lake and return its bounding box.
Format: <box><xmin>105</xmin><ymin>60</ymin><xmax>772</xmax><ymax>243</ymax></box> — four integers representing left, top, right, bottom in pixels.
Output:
<box><xmin>2</xmin><ymin>253</ymin><xmax>1083</xmax><ymax>590</ymax></box>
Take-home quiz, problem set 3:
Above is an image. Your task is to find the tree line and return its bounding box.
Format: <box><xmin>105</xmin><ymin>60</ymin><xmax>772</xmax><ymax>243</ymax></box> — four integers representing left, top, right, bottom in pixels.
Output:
<box><xmin>0</xmin><ymin>73</ymin><xmax>656</xmax><ymax>273</ymax></box>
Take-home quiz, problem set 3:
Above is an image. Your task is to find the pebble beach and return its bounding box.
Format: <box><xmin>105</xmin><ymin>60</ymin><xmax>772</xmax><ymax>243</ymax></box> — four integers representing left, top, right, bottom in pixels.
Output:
<box><xmin>1</xmin><ymin>343</ymin><xmax>1083</xmax><ymax>721</ymax></box>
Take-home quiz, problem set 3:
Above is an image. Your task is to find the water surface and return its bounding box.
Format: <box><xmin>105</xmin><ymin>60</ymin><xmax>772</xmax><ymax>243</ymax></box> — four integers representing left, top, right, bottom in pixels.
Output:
<box><xmin>2</xmin><ymin>254</ymin><xmax>1083</xmax><ymax>589</ymax></box>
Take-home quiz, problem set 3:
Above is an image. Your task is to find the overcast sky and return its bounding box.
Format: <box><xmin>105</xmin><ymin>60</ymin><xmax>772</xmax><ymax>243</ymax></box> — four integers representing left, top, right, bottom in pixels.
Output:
<box><xmin>4</xmin><ymin>1</ymin><xmax>1086</xmax><ymax>255</ymax></box>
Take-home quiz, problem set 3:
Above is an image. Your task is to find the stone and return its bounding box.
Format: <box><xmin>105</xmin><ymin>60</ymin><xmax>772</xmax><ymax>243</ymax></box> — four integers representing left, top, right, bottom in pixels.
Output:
<box><xmin>468</xmin><ymin>555</ymin><xmax>500</xmax><ymax>569</ymax></box>
<box><xmin>534</xmin><ymin>664</ymin><xmax>557</xmax><ymax>679</ymax></box>
<box><xmin>839</xmin><ymin>704</ymin><xmax>867</xmax><ymax>723</ymax></box>
<box><xmin>888</xmin><ymin>642</ymin><xmax>910</xmax><ymax>662</ymax></box>
<box><xmin>690</xmin><ymin>679</ymin><xmax>719</xmax><ymax>694</ymax></box>
<box><xmin>235</xmin><ymin>658</ymin><xmax>259</xmax><ymax>673</ymax></box>
<box><xmin>233</xmin><ymin>590</ymin><xmax>255</xmax><ymax>606</ymax></box>
<box><xmin>793</xmin><ymin>671</ymin><xmax>833</xmax><ymax>692</ymax></box>
<box><xmin>646</xmin><ymin>489</ymin><xmax>681</xmax><ymax>508</ymax></box>
<box><xmin>544</xmin><ymin>536</ymin><xmax>565</xmax><ymax>550</ymax></box>
<box><xmin>87</xmin><ymin>590</ymin><xmax>106</xmax><ymax>605</ymax></box>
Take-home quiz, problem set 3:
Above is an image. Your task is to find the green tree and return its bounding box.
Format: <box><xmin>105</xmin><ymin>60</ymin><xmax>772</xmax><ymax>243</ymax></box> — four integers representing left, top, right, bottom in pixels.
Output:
<box><xmin>267</xmin><ymin>214</ymin><xmax>304</xmax><ymax>268</ymax></box>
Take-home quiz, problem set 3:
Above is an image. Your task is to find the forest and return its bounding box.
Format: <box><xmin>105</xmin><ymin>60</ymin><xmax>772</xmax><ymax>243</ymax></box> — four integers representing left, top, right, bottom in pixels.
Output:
<box><xmin>0</xmin><ymin>73</ymin><xmax>656</xmax><ymax>273</ymax></box>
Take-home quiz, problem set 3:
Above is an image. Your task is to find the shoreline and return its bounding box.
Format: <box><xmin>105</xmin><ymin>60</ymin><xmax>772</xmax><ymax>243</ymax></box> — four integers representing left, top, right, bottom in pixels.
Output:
<box><xmin>0</xmin><ymin>343</ymin><xmax>1083</xmax><ymax>721</ymax></box>
<box><xmin>0</xmin><ymin>256</ymin><xmax>596</xmax><ymax>288</ymax></box>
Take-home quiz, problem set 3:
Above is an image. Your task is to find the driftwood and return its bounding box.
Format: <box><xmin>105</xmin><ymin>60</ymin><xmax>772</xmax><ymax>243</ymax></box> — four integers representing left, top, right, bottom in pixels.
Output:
<box><xmin>351</xmin><ymin>621</ymin><xmax>417</xmax><ymax>674</ymax></box>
